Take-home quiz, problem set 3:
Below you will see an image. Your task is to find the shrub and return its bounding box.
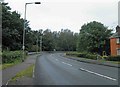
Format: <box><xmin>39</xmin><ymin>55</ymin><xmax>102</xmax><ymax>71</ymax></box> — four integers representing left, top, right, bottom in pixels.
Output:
<box><xmin>66</xmin><ymin>52</ymin><xmax>120</xmax><ymax>61</ymax></box>
<box><xmin>2</xmin><ymin>51</ymin><xmax>26</xmax><ymax>63</ymax></box>
<box><xmin>66</xmin><ymin>52</ymin><xmax>97</xmax><ymax>60</ymax></box>
<box><xmin>105</xmin><ymin>56</ymin><xmax>120</xmax><ymax>61</ymax></box>
<box><xmin>86</xmin><ymin>54</ymin><xmax>97</xmax><ymax>60</ymax></box>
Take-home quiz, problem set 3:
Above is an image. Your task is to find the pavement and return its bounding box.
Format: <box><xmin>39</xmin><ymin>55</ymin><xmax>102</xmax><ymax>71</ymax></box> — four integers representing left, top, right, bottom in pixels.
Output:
<box><xmin>34</xmin><ymin>52</ymin><xmax>119</xmax><ymax>85</ymax></box>
<box><xmin>2</xmin><ymin>54</ymin><xmax>38</xmax><ymax>86</ymax></box>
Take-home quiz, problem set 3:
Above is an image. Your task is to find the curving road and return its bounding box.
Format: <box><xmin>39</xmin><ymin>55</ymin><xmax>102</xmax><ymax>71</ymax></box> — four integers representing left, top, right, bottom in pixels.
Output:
<box><xmin>34</xmin><ymin>52</ymin><xmax>118</xmax><ymax>85</ymax></box>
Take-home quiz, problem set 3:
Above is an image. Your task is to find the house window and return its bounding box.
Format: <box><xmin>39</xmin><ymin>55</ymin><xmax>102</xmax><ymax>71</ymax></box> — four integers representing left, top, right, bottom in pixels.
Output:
<box><xmin>116</xmin><ymin>37</ymin><xmax>120</xmax><ymax>44</ymax></box>
<box><xmin>117</xmin><ymin>49</ymin><xmax>120</xmax><ymax>55</ymax></box>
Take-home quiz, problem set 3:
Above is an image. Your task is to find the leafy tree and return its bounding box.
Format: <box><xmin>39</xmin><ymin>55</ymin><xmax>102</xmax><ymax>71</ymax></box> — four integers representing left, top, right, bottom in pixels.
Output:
<box><xmin>56</xmin><ymin>29</ymin><xmax>78</xmax><ymax>51</ymax></box>
<box><xmin>42</xmin><ymin>29</ymin><xmax>54</xmax><ymax>51</ymax></box>
<box><xmin>77</xmin><ymin>21</ymin><xmax>112</xmax><ymax>55</ymax></box>
<box><xmin>2</xmin><ymin>2</ymin><xmax>30</xmax><ymax>51</ymax></box>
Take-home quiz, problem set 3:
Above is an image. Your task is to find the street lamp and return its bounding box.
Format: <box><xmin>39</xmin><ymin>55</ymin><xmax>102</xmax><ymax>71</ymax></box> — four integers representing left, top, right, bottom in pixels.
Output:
<box><xmin>22</xmin><ymin>2</ymin><xmax>41</xmax><ymax>61</ymax></box>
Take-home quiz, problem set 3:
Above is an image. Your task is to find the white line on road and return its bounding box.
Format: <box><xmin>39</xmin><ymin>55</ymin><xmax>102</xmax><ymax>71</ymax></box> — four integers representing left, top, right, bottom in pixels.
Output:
<box><xmin>79</xmin><ymin>68</ymin><xmax>117</xmax><ymax>81</ymax></box>
<box><xmin>62</xmin><ymin>62</ymin><xmax>72</xmax><ymax>66</ymax></box>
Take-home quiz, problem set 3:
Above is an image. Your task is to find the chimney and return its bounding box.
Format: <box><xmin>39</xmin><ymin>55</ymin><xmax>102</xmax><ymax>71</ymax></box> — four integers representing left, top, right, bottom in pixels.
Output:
<box><xmin>116</xmin><ymin>25</ymin><xmax>120</xmax><ymax>36</ymax></box>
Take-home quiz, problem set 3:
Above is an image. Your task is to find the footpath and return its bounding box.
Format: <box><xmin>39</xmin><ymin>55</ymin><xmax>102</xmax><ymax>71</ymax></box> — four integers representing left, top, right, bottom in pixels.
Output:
<box><xmin>64</xmin><ymin>55</ymin><xmax>120</xmax><ymax>68</ymax></box>
<box><xmin>2</xmin><ymin>54</ymin><xmax>39</xmax><ymax>86</ymax></box>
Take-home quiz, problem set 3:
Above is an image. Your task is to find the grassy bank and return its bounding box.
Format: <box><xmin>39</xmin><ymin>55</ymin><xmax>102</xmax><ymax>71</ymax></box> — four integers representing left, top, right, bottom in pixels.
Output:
<box><xmin>1</xmin><ymin>51</ymin><xmax>27</xmax><ymax>70</ymax></box>
<box><xmin>11</xmin><ymin>64</ymin><xmax>34</xmax><ymax>81</ymax></box>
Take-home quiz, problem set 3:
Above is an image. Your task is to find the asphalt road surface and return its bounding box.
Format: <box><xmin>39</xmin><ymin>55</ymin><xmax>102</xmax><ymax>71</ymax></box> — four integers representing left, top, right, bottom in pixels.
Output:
<box><xmin>34</xmin><ymin>52</ymin><xmax>119</xmax><ymax>85</ymax></box>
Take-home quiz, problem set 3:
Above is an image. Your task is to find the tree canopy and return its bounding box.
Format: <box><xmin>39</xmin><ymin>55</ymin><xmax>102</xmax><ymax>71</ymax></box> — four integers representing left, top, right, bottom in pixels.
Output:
<box><xmin>77</xmin><ymin>21</ymin><xmax>112</xmax><ymax>55</ymax></box>
<box><xmin>2</xmin><ymin>2</ymin><xmax>113</xmax><ymax>55</ymax></box>
<box><xmin>2</xmin><ymin>3</ymin><xmax>30</xmax><ymax>50</ymax></box>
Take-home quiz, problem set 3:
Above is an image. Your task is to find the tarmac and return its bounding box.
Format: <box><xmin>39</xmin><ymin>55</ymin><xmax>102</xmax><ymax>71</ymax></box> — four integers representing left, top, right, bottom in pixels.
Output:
<box><xmin>1</xmin><ymin>52</ymin><xmax>120</xmax><ymax>86</ymax></box>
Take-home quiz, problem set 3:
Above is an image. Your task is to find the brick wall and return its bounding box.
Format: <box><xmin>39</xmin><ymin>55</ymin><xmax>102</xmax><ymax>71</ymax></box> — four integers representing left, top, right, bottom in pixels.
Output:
<box><xmin>110</xmin><ymin>38</ymin><xmax>117</xmax><ymax>56</ymax></box>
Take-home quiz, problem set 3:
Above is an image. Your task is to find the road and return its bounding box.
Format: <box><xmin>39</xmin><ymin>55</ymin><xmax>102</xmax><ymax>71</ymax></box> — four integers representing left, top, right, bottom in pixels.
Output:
<box><xmin>34</xmin><ymin>52</ymin><xmax>118</xmax><ymax>85</ymax></box>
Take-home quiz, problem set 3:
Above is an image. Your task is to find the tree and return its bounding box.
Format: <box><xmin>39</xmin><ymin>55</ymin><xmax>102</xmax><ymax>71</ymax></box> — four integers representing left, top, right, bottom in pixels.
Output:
<box><xmin>77</xmin><ymin>21</ymin><xmax>112</xmax><ymax>55</ymax></box>
<box><xmin>2</xmin><ymin>2</ymin><xmax>31</xmax><ymax>51</ymax></box>
<box><xmin>57</xmin><ymin>29</ymin><xmax>78</xmax><ymax>51</ymax></box>
<box><xmin>42</xmin><ymin>29</ymin><xmax>54</xmax><ymax>51</ymax></box>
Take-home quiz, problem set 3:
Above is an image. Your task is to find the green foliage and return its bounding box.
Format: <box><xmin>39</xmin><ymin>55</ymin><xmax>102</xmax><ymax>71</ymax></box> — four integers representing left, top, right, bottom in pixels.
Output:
<box><xmin>2</xmin><ymin>2</ymin><xmax>113</xmax><ymax>54</ymax></box>
<box><xmin>66</xmin><ymin>52</ymin><xmax>120</xmax><ymax>61</ymax></box>
<box><xmin>77</xmin><ymin>21</ymin><xmax>112</xmax><ymax>55</ymax></box>
<box><xmin>66</xmin><ymin>52</ymin><xmax>97</xmax><ymax>60</ymax></box>
<box><xmin>2</xmin><ymin>51</ymin><xmax>24</xmax><ymax>63</ymax></box>
<box><xmin>41</xmin><ymin>29</ymin><xmax>78</xmax><ymax>51</ymax></box>
<box><xmin>57</xmin><ymin>29</ymin><xmax>78</xmax><ymax>51</ymax></box>
<box><xmin>2</xmin><ymin>2</ymin><xmax>30</xmax><ymax>51</ymax></box>
<box><xmin>42</xmin><ymin>29</ymin><xmax>54</xmax><ymax>51</ymax></box>
<box><xmin>104</xmin><ymin>56</ymin><xmax>120</xmax><ymax>61</ymax></box>
<box><xmin>11</xmin><ymin>64</ymin><xmax>34</xmax><ymax>81</ymax></box>
<box><xmin>1</xmin><ymin>63</ymin><xmax>15</xmax><ymax>70</ymax></box>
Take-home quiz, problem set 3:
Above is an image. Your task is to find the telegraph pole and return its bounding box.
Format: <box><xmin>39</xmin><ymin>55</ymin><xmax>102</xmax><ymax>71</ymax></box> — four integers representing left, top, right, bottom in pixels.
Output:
<box><xmin>36</xmin><ymin>35</ymin><xmax>38</xmax><ymax>53</ymax></box>
<box><xmin>40</xmin><ymin>36</ymin><xmax>42</xmax><ymax>52</ymax></box>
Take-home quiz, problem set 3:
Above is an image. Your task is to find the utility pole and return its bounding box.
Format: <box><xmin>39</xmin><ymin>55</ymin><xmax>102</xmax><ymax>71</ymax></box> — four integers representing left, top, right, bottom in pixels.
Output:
<box><xmin>36</xmin><ymin>35</ymin><xmax>38</xmax><ymax>53</ymax></box>
<box><xmin>40</xmin><ymin>36</ymin><xmax>42</xmax><ymax>52</ymax></box>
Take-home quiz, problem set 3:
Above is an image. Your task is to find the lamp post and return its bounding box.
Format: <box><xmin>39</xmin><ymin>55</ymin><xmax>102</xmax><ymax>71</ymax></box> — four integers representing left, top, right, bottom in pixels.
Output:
<box><xmin>22</xmin><ymin>2</ymin><xmax>41</xmax><ymax>61</ymax></box>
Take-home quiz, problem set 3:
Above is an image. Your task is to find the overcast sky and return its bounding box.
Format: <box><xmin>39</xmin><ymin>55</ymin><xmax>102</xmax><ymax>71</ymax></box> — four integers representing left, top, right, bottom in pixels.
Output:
<box><xmin>4</xmin><ymin>0</ymin><xmax>119</xmax><ymax>33</ymax></box>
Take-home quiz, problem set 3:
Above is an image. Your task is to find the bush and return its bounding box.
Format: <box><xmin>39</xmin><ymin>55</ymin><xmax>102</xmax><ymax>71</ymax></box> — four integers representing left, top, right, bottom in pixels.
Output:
<box><xmin>105</xmin><ymin>56</ymin><xmax>120</xmax><ymax>61</ymax></box>
<box><xmin>86</xmin><ymin>54</ymin><xmax>97</xmax><ymax>60</ymax></box>
<box><xmin>2</xmin><ymin>51</ymin><xmax>26</xmax><ymax>63</ymax></box>
<box><xmin>66</xmin><ymin>52</ymin><xmax>120</xmax><ymax>61</ymax></box>
<box><xmin>66</xmin><ymin>52</ymin><xmax>97</xmax><ymax>60</ymax></box>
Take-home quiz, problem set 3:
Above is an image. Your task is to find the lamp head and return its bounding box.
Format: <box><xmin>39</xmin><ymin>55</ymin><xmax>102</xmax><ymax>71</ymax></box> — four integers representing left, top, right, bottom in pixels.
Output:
<box><xmin>35</xmin><ymin>2</ymin><xmax>41</xmax><ymax>4</ymax></box>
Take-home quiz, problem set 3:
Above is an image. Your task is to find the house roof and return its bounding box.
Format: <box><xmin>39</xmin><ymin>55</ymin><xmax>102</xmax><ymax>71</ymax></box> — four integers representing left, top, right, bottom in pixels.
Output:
<box><xmin>110</xmin><ymin>26</ymin><xmax>120</xmax><ymax>38</ymax></box>
<box><xmin>110</xmin><ymin>32</ymin><xmax>120</xmax><ymax>38</ymax></box>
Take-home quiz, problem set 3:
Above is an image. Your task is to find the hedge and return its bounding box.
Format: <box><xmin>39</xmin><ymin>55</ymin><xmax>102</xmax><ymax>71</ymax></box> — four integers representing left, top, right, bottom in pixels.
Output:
<box><xmin>2</xmin><ymin>51</ymin><xmax>27</xmax><ymax>63</ymax></box>
<box><xmin>66</xmin><ymin>52</ymin><xmax>97</xmax><ymax>60</ymax></box>
<box><xmin>66</xmin><ymin>52</ymin><xmax>120</xmax><ymax>61</ymax></box>
<box><xmin>104</xmin><ymin>56</ymin><xmax>120</xmax><ymax>61</ymax></box>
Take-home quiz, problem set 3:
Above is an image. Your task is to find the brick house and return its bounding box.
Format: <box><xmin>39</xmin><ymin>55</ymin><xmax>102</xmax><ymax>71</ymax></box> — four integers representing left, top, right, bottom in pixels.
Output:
<box><xmin>110</xmin><ymin>26</ymin><xmax>120</xmax><ymax>56</ymax></box>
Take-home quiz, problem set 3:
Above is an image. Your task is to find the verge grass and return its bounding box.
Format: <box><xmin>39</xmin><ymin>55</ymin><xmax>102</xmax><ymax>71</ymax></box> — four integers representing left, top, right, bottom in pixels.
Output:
<box><xmin>11</xmin><ymin>64</ymin><xmax>34</xmax><ymax>81</ymax></box>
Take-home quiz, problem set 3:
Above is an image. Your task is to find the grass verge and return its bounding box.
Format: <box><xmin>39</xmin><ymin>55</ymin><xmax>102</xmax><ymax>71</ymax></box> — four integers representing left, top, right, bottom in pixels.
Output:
<box><xmin>11</xmin><ymin>64</ymin><xmax>34</xmax><ymax>81</ymax></box>
<box><xmin>1</xmin><ymin>59</ymin><xmax>24</xmax><ymax>70</ymax></box>
<box><xmin>65</xmin><ymin>52</ymin><xmax>120</xmax><ymax>64</ymax></box>
<box><xmin>0</xmin><ymin>63</ymin><xmax>14</xmax><ymax>70</ymax></box>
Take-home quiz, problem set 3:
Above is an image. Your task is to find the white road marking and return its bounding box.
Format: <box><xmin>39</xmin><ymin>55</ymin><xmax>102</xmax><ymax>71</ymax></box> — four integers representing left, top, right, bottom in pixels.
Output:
<box><xmin>62</xmin><ymin>62</ymin><xmax>72</xmax><ymax>66</ymax></box>
<box><xmin>79</xmin><ymin>68</ymin><xmax>117</xmax><ymax>81</ymax></box>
